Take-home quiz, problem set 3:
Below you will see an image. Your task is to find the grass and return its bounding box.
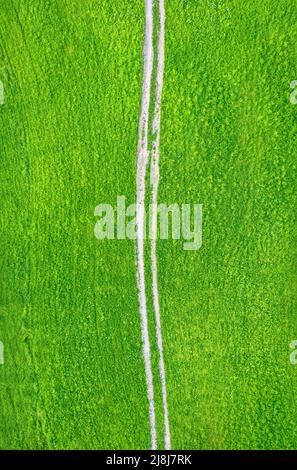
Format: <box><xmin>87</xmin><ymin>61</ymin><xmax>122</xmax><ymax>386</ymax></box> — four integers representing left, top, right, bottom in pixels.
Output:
<box><xmin>1</xmin><ymin>0</ymin><xmax>297</xmax><ymax>449</ymax></box>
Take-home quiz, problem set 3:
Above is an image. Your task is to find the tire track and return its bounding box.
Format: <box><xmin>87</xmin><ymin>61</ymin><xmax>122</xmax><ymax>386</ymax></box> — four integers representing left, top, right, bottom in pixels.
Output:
<box><xmin>136</xmin><ymin>0</ymin><xmax>157</xmax><ymax>450</ymax></box>
<box><xmin>149</xmin><ymin>0</ymin><xmax>171</xmax><ymax>450</ymax></box>
<box><xmin>136</xmin><ymin>0</ymin><xmax>170</xmax><ymax>450</ymax></box>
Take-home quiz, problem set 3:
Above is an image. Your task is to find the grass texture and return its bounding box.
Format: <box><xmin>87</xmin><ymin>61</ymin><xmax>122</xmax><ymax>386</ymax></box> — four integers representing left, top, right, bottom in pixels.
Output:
<box><xmin>1</xmin><ymin>0</ymin><xmax>297</xmax><ymax>449</ymax></box>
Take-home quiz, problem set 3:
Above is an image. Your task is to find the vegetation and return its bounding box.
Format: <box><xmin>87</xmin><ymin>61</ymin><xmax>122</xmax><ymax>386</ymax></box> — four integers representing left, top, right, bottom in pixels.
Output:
<box><xmin>1</xmin><ymin>0</ymin><xmax>297</xmax><ymax>449</ymax></box>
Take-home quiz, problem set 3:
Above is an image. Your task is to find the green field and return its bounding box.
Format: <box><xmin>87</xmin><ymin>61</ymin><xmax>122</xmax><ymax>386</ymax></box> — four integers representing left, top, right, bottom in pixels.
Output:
<box><xmin>1</xmin><ymin>0</ymin><xmax>297</xmax><ymax>450</ymax></box>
